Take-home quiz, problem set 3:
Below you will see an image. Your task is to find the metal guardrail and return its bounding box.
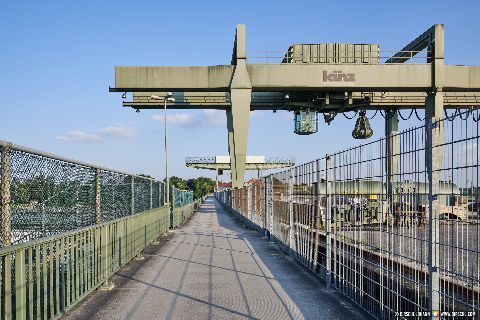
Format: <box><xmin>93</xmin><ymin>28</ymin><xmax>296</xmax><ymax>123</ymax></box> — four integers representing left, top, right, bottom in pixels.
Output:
<box><xmin>0</xmin><ymin>140</ymin><xmax>196</xmax><ymax>247</ymax></box>
<box><xmin>0</xmin><ymin>141</ymin><xmax>198</xmax><ymax>319</ymax></box>
<box><xmin>216</xmin><ymin>109</ymin><xmax>480</xmax><ymax>319</ymax></box>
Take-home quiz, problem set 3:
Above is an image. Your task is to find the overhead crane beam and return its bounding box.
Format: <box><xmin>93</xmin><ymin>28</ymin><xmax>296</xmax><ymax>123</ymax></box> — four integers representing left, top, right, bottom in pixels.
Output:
<box><xmin>110</xmin><ymin>24</ymin><xmax>480</xmax><ymax>190</ymax></box>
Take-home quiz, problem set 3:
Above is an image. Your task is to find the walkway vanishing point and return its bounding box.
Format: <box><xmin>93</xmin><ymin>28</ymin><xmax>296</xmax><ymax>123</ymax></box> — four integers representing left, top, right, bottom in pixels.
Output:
<box><xmin>63</xmin><ymin>197</ymin><xmax>366</xmax><ymax>320</ymax></box>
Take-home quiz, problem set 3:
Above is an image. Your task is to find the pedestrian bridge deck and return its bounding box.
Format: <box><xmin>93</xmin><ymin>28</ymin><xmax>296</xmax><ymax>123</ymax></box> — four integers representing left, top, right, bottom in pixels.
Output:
<box><xmin>63</xmin><ymin>197</ymin><xmax>365</xmax><ymax>320</ymax></box>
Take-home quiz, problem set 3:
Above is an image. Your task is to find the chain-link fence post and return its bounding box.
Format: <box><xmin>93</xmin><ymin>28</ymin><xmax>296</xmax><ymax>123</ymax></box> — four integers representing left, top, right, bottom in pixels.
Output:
<box><xmin>426</xmin><ymin>114</ymin><xmax>442</xmax><ymax>314</ymax></box>
<box><xmin>95</xmin><ymin>168</ymin><xmax>101</xmax><ymax>224</ymax></box>
<box><xmin>1</xmin><ymin>145</ymin><xmax>11</xmax><ymax>246</ymax></box>
<box><xmin>313</xmin><ymin>159</ymin><xmax>321</xmax><ymax>272</ymax></box>
<box><xmin>170</xmin><ymin>186</ymin><xmax>175</xmax><ymax>228</ymax></box>
<box><xmin>268</xmin><ymin>175</ymin><xmax>273</xmax><ymax>239</ymax></box>
<box><xmin>288</xmin><ymin>167</ymin><xmax>296</xmax><ymax>256</ymax></box>
<box><xmin>158</xmin><ymin>182</ymin><xmax>163</xmax><ymax>208</ymax></box>
<box><xmin>131</xmin><ymin>176</ymin><xmax>135</xmax><ymax>215</ymax></box>
<box><xmin>325</xmin><ymin>155</ymin><xmax>333</xmax><ymax>290</ymax></box>
<box><xmin>247</xmin><ymin>184</ymin><xmax>252</xmax><ymax>221</ymax></box>
<box><xmin>150</xmin><ymin>180</ymin><xmax>153</xmax><ymax>210</ymax></box>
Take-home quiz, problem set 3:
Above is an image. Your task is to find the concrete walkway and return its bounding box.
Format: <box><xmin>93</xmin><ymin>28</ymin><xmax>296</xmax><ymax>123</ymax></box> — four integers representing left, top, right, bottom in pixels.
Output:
<box><xmin>63</xmin><ymin>197</ymin><xmax>368</xmax><ymax>320</ymax></box>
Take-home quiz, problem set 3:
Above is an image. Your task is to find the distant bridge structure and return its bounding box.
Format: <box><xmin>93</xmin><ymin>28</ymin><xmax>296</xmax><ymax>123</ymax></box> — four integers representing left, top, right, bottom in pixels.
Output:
<box><xmin>185</xmin><ymin>155</ymin><xmax>295</xmax><ymax>188</ymax></box>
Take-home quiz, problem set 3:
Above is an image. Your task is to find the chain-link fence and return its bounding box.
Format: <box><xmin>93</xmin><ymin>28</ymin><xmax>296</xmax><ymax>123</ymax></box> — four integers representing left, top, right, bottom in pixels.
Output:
<box><xmin>216</xmin><ymin>109</ymin><xmax>480</xmax><ymax>319</ymax></box>
<box><xmin>171</xmin><ymin>187</ymin><xmax>195</xmax><ymax>228</ymax></box>
<box><xmin>0</xmin><ymin>141</ymin><xmax>170</xmax><ymax>247</ymax></box>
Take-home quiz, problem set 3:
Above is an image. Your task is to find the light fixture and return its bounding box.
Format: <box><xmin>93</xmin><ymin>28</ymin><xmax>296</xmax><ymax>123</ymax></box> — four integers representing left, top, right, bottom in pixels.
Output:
<box><xmin>284</xmin><ymin>92</ymin><xmax>290</xmax><ymax>100</ymax></box>
<box><xmin>381</xmin><ymin>92</ymin><xmax>386</xmax><ymax>99</ymax></box>
<box><xmin>135</xmin><ymin>108</ymin><xmax>140</xmax><ymax>113</ymax></box>
<box><xmin>122</xmin><ymin>92</ymin><xmax>127</xmax><ymax>99</ymax></box>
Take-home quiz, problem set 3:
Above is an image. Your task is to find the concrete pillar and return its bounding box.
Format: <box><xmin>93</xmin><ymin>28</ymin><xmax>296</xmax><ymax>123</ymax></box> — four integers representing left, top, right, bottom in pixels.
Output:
<box><xmin>228</xmin><ymin>24</ymin><xmax>252</xmax><ymax>189</ymax></box>
<box><xmin>385</xmin><ymin>108</ymin><xmax>398</xmax><ymax>223</ymax></box>
<box><xmin>426</xmin><ymin>23</ymin><xmax>444</xmax><ymax>314</ymax></box>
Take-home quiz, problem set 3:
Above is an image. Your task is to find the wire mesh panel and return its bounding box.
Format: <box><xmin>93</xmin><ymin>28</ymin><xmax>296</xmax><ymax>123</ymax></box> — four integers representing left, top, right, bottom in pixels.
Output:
<box><xmin>330</xmin><ymin>126</ymin><xmax>429</xmax><ymax>318</ymax></box>
<box><xmin>100</xmin><ymin>171</ymin><xmax>132</xmax><ymax>222</ymax></box>
<box><xmin>251</xmin><ymin>180</ymin><xmax>265</xmax><ymax>229</ymax></box>
<box><xmin>272</xmin><ymin>171</ymin><xmax>289</xmax><ymax>248</ymax></box>
<box><xmin>292</xmin><ymin>160</ymin><xmax>319</xmax><ymax>269</ymax></box>
<box><xmin>171</xmin><ymin>187</ymin><xmax>195</xmax><ymax>228</ymax></box>
<box><xmin>134</xmin><ymin>177</ymin><xmax>151</xmax><ymax>214</ymax></box>
<box><xmin>214</xmin><ymin>110</ymin><xmax>480</xmax><ymax>319</ymax></box>
<box><xmin>152</xmin><ymin>182</ymin><xmax>160</xmax><ymax>209</ymax></box>
<box><xmin>434</xmin><ymin>110</ymin><xmax>480</xmax><ymax>315</ymax></box>
<box><xmin>0</xmin><ymin>141</ymin><xmax>168</xmax><ymax>248</ymax></box>
<box><xmin>9</xmin><ymin>149</ymin><xmax>96</xmax><ymax>245</ymax></box>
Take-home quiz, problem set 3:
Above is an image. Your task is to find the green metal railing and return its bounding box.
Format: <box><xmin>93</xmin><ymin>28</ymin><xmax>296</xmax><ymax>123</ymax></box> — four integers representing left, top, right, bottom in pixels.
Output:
<box><xmin>0</xmin><ymin>141</ymin><xmax>197</xmax><ymax>319</ymax></box>
<box><xmin>0</xmin><ymin>206</ymin><xmax>170</xmax><ymax>320</ymax></box>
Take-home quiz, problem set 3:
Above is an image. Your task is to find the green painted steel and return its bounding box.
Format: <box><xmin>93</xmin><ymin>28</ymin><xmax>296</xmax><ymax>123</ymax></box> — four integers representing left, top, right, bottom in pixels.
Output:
<box><xmin>0</xmin><ymin>206</ymin><xmax>171</xmax><ymax>320</ymax></box>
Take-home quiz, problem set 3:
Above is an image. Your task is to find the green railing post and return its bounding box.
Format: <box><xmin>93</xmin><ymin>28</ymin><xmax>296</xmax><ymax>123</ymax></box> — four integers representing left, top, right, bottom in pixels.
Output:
<box><xmin>3</xmin><ymin>254</ymin><xmax>12</xmax><ymax>319</ymax></box>
<box><xmin>100</xmin><ymin>226</ymin><xmax>113</xmax><ymax>290</ymax></box>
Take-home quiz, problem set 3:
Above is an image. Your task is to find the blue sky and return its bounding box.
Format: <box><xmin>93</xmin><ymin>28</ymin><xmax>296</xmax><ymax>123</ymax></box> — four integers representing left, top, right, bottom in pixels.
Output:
<box><xmin>1</xmin><ymin>0</ymin><xmax>479</xmax><ymax>181</ymax></box>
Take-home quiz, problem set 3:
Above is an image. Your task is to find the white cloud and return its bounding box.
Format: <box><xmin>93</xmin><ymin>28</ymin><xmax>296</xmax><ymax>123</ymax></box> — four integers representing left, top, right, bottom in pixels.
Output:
<box><xmin>57</xmin><ymin>131</ymin><xmax>101</xmax><ymax>142</ymax></box>
<box><xmin>152</xmin><ymin>113</ymin><xmax>196</xmax><ymax>127</ymax></box>
<box><xmin>100</xmin><ymin>126</ymin><xmax>136</xmax><ymax>139</ymax></box>
<box><xmin>202</xmin><ymin>110</ymin><xmax>226</xmax><ymax>126</ymax></box>
<box><xmin>57</xmin><ymin>125</ymin><xmax>137</xmax><ymax>142</ymax></box>
<box><xmin>151</xmin><ymin>110</ymin><xmax>269</xmax><ymax>128</ymax></box>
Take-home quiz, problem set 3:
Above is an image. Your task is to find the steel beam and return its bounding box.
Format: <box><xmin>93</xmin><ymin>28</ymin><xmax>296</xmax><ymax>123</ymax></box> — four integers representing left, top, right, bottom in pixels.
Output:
<box><xmin>385</xmin><ymin>25</ymin><xmax>435</xmax><ymax>63</ymax></box>
<box><xmin>113</xmin><ymin>63</ymin><xmax>480</xmax><ymax>93</ymax></box>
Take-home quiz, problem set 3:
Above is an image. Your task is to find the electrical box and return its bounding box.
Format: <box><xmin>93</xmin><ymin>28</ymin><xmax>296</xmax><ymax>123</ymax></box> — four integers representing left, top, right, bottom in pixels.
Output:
<box><xmin>294</xmin><ymin>110</ymin><xmax>318</xmax><ymax>135</ymax></box>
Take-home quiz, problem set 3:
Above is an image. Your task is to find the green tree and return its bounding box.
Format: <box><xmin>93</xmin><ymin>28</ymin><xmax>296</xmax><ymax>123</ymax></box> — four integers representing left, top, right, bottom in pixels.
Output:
<box><xmin>187</xmin><ymin>177</ymin><xmax>215</xmax><ymax>199</ymax></box>
<box><xmin>167</xmin><ymin>176</ymin><xmax>188</xmax><ymax>190</ymax></box>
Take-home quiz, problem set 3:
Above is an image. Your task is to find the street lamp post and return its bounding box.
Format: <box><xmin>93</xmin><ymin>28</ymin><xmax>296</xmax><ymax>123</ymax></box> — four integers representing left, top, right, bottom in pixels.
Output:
<box><xmin>150</xmin><ymin>93</ymin><xmax>175</xmax><ymax>210</ymax></box>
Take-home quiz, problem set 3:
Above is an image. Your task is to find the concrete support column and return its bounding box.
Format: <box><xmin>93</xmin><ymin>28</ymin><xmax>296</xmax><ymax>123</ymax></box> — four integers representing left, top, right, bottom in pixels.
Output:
<box><xmin>385</xmin><ymin>108</ymin><xmax>399</xmax><ymax>223</ymax></box>
<box><xmin>227</xmin><ymin>89</ymin><xmax>251</xmax><ymax>189</ymax></box>
<box><xmin>426</xmin><ymin>23</ymin><xmax>444</xmax><ymax>315</ymax></box>
<box><xmin>228</xmin><ymin>24</ymin><xmax>252</xmax><ymax>190</ymax></box>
